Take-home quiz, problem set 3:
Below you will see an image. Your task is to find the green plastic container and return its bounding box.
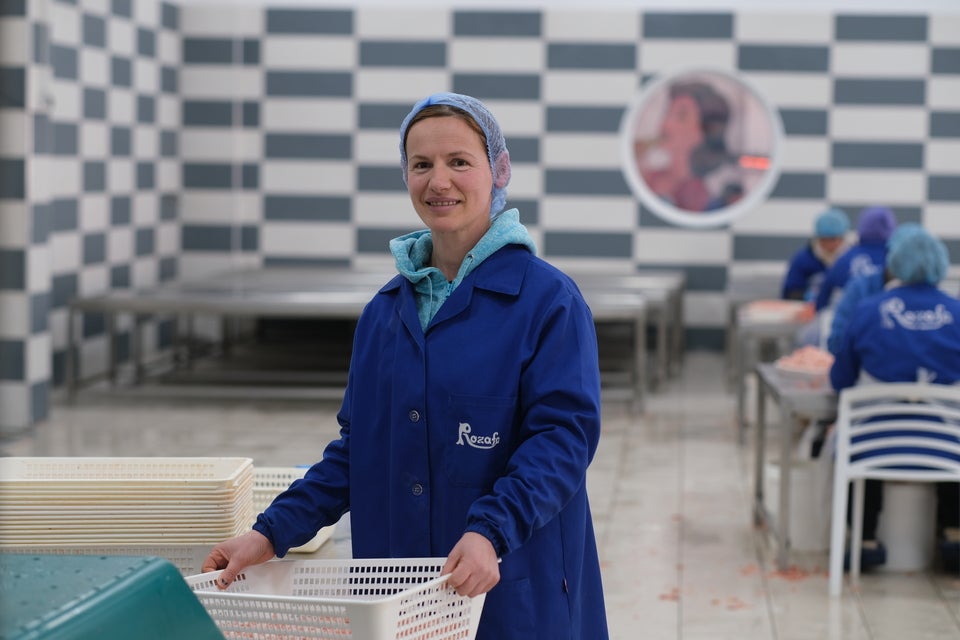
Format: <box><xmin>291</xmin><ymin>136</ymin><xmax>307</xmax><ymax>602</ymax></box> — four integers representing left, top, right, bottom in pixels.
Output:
<box><xmin>0</xmin><ymin>554</ymin><xmax>224</xmax><ymax>640</ymax></box>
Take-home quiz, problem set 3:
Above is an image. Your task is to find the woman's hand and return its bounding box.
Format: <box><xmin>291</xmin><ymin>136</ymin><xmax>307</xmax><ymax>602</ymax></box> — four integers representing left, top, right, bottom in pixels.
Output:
<box><xmin>441</xmin><ymin>532</ymin><xmax>500</xmax><ymax>597</ymax></box>
<box><xmin>201</xmin><ymin>530</ymin><xmax>275</xmax><ymax>589</ymax></box>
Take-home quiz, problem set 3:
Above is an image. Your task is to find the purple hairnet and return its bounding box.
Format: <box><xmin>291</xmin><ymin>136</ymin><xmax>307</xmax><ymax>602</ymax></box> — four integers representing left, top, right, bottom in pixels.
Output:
<box><xmin>399</xmin><ymin>92</ymin><xmax>511</xmax><ymax>218</ymax></box>
<box><xmin>887</xmin><ymin>227</ymin><xmax>950</xmax><ymax>285</ymax></box>
<box><xmin>857</xmin><ymin>206</ymin><xmax>896</xmax><ymax>242</ymax></box>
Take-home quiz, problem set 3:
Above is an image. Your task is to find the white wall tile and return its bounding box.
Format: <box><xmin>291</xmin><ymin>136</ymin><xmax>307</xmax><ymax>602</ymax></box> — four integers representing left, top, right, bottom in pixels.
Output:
<box><xmin>180</xmin><ymin>68</ymin><xmax>263</xmax><ymax>99</ymax></box>
<box><xmin>50</xmin><ymin>2</ymin><xmax>80</xmax><ymax>45</ymax></box>
<box><xmin>80</xmin><ymin>195</ymin><xmax>109</xmax><ymax>231</ymax></box>
<box><xmin>735</xmin><ymin>13</ymin><xmax>831</xmax><ymax>42</ymax></box>
<box><xmin>108</xmin><ymin>90</ymin><xmax>135</xmax><ymax>123</ymax></box>
<box><xmin>261</xmin><ymin>99</ymin><xmax>355</xmax><ymax>132</ymax></box>
<box><xmin>546</xmin><ymin>9</ymin><xmax>638</xmax><ymax>40</ymax></box>
<box><xmin>543</xmin><ymin>72</ymin><xmax>638</xmax><ymax>105</ymax></box>
<box><xmin>683</xmin><ymin>292</ymin><xmax>728</xmax><ymax>327</ymax></box>
<box><xmin>133</xmin><ymin>193</ymin><xmax>159</xmax><ymax>226</ymax></box>
<box><xmin>108</xmin><ymin>227</ymin><xmax>133</xmax><ymax>263</ymax></box>
<box><xmin>79</xmin><ymin>265</ymin><xmax>108</xmax><ymax>298</ymax></box>
<box><xmin>261</xmin><ymin>161</ymin><xmax>355</xmax><ymax>193</ymax></box>
<box><xmin>353</xmin><ymin>70</ymin><xmax>449</xmax><ymax>102</ymax></box>
<box><xmin>639</xmin><ymin>42</ymin><xmax>736</xmax><ymax>74</ymax></box>
<box><xmin>449</xmin><ymin>40</ymin><xmax>544</xmax><ymax>72</ymax></box>
<box><xmin>542</xmin><ymin>134</ymin><xmax>621</xmax><ymax>169</ymax></box>
<box><xmin>50</xmin><ymin>234</ymin><xmax>79</xmax><ymax>275</ymax></box>
<box><xmin>745</xmin><ymin>74</ymin><xmax>832</xmax><ymax>107</ymax></box>
<box><xmin>108</xmin><ymin>160</ymin><xmax>134</xmax><ymax>193</ymax></box>
<box><xmin>180</xmin><ymin>193</ymin><xmax>242</xmax><ymax>223</ymax></box>
<box><xmin>262</xmin><ymin>37</ymin><xmax>356</xmax><ymax>69</ymax></box>
<box><xmin>505</xmin><ymin>165</ymin><xmax>542</xmax><ymax>198</ymax></box>
<box><xmin>356</xmin><ymin>8</ymin><xmax>449</xmax><ymax>38</ymax></box>
<box><xmin>634</xmin><ymin>229</ymin><xmax>730</xmax><ymax>265</ymax></box>
<box><xmin>354</xmin><ymin>131</ymin><xmax>399</xmax><ymax>164</ymax></box>
<box><xmin>158</xmin><ymin>30</ymin><xmax>179</xmax><ymax>63</ymax></box>
<box><xmin>0</xmin><ymin>202</ymin><xmax>28</xmax><ymax>248</ymax></box>
<box><xmin>0</xmin><ymin>383</ymin><xmax>30</xmax><ymax>431</ymax></box>
<box><xmin>108</xmin><ymin>18</ymin><xmax>136</xmax><ymax>57</ymax></box>
<box><xmin>51</xmin><ymin>83</ymin><xmax>82</xmax><ymax>120</ymax></box>
<box><xmin>47</xmin><ymin>158</ymin><xmax>81</xmax><ymax>197</ymax></box>
<box><xmin>157</xmin><ymin>224</ymin><xmax>178</xmax><ymax>255</ymax></box>
<box><xmin>928</xmin><ymin>77</ymin><xmax>960</xmax><ymax>109</ymax></box>
<box><xmin>779</xmin><ymin>138</ymin><xmax>830</xmax><ymax>171</ymax></box>
<box><xmin>733</xmin><ymin>200</ymin><xmax>828</xmax><ymax>235</ymax></box>
<box><xmin>930</xmin><ymin>15</ymin><xmax>960</xmax><ymax>44</ymax></box>
<box><xmin>926</xmin><ymin>140</ymin><xmax>960</xmax><ymax>172</ymax></box>
<box><xmin>135</xmin><ymin>58</ymin><xmax>159</xmax><ymax>93</ymax></box>
<box><xmin>828</xmin><ymin>170</ymin><xmax>925</xmax><ymax>204</ymax></box>
<box><xmin>132</xmin><ymin>258</ymin><xmax>158</xmax><ymax>288</ymax></box>
<box><xmin>261</xmin><ymin>223</ymin><xmax>354</xmax><ymax>257</ymax></box>
<box><xmin>832</xmin><ymin>43</ymin><xmax>929</xmax><ymax>77</ymax></box>
<box><xmin>79</xmin><ymin>48</ymin><xmax>109</xmax><ymax>85</ymax></box>
<box><xmin>541</xmin><ymin>196</ymin><xmax>635</xmax><ymax>230</ymax></box>
<box><xmin>353</xmin><ymin>193</ymin><xmax>413</xmax><ymax>226</ymax></box>
<box><xmin>830</xmin><ymin>107</ymin><xmax>927</xmax><ymax>140</ymax></box>
<box><xmin>180</xmin><ymin>5</ymin><xmax>263</xmax><ymax>36</ymax></box>
<box><xmin>80</xmin><ymin>121</ymin><xmax>109</xmax><ymax>157</ymax></box>
<box><xmin>487</xmin><ymin>102</ymin><xmax>544</xmax><ymax>137</ymax></box>
<box><xmin>923</xmin><ymin>204</ymin><xmax>960</xmax><ymax>240</ymax></box>
<box><xmin>0</xmin><ymin>112</ymin><xmax>27</xmax><ymax>156</ymax></box>
<box><xmin>0</xmin><ymin>293</ymin><xmax>27</xmax><ymax>338</ymax></box>
<box><xmin>179</xmin><ymin>129</ymin><xmax>238</xmax><ymax>160</ymax></box>
<box><xmin>0</xmin><ymin>18</ymin><xmax>29</xmax><ymax>65</ymax></box>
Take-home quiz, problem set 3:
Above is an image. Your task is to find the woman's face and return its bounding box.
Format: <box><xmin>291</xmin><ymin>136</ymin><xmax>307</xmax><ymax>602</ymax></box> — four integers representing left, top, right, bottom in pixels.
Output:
<box><xmin>660</xmin><ymin>94</ymin><xmax>703</xmax><ymax>153</ymax></box>
<box><xmin>405</xmin><ymin>115</ymin><xmax>493</xmax><ymax>239</ymax></box>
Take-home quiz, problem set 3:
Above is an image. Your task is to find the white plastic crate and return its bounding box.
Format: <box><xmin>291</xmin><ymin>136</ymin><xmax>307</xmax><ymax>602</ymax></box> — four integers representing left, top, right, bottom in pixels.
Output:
<box><xmin>0</xmin><ymin>544</ymin><xmax>211</xmax><ymax>575</ymax></box>
<box><xmin>186</xmin><ymin>558</ymin><xmax>485</xmax><ymax>640</ymax></box>
<box><xmin>252</xmin><ymin>467</ymin><xmax>335</xmax><ymax>553</ymax></box>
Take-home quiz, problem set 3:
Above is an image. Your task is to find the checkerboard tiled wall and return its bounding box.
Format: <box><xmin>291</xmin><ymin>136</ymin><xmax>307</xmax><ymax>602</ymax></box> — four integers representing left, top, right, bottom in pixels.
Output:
<box><xmin>2</xmin><ymin>1</ymin><xmax>959</xmax><ymax>430</ymax></box>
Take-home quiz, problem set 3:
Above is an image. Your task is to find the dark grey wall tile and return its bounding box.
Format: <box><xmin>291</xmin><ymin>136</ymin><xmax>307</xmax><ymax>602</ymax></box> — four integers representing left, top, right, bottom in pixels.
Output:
<box><xmin>265</xmin><ymin>256</ymin><xmax>350</xmax><ymax>267</ymax></box>
<box><xmin>242</xmin><ymin>164</ymin><xmax>258</xmax><ymax>190</ymax></box>
<box><xmin>111</xmin><ymin>56</ymin><xmax>132</xmax><ymax>87</ymax></box>
<box><xmin>52</xmin><ymin>122</ymin><xmax>78</xmax><ymax>155</ymax></box>
<box><xmin>82</xmin><ymin>232</ymin><xmax>106</xmax><ymax>264</ymax></box>
<box><xmin>643</xmin><ymin>12</ymin><xmax>733</xmax><ymax>39</ymax></box>
<box><xmin>82</xmin><ymin>13</ymin><xmax>106</xmax><ymax>47</ymax></box>
<box><xmin>359</xmin><ymin>103</ymin><xmax>412</xmax><ymax>129</ymax></box>
<box><xmin>544</xmin><ymin>169</ymin><xmax>631</xmax><ymax>196</ymax></box>
<box><xmin>264</xmin><ymin>133</ymin><xmax>351</xmax><ymax>159</ymax></box>
<box><xmin>183</xmin><ymin>38</ymin><xmax>234</xmax><ymax>64</ymax></box>
<box><xmin>82</xmin><ymin>311</ymin><xmax>105</xmax><ymax>339</ymax></box>
<box><xmin>160</xmin><ymin>194</ymin><xmax>178</xmax><ymax>221</ymax></box>
<box><xmin>0</xmin><ymin>0</ymin><xmax>26</xmax><ymax>15</ymax></box>
<box><xmin>454</xmin><ymin>11</ymin><xmax>541</xmax><ymax>37</ymax></box>
<box><xmin>771</xmin><ymin>172</ymin><xmax>826</xmax><ymax>199</ymax></box>
<box><xmin>779</xmin><ymin>109</ymin><xmax>828</xmax><ymax>136</ymax></box>
<box><xmin>111</xmin><ymin>264</ymin><xmax>130</xmax><ymax>288</ymax></box>
<box><xmin>32</xmin><ymin>114</ymin><xmax>51</xmax><ymax>153</ymax></box>
<box><xmin>733</xmin><ymin>234</ymin><xmax>806</xmax><ymax>261</ymax></box>
<box><xmin>266</xmin><ymin>71</ymin><xmax>352</xmax><ymax>97</ymax></box>
<box><xmin>506</xmin><ymin>198</ymin><xmax>538</xmax><ymax>225</ymax></box>
<box><xmin>32</xmin><ymin>23</ymin><xmax>48</xmax><ymax>64</ymax></box>
<box><xmin>835</xmin><ymin>15</ymin><xmax>927</xmax><ymax>41</ymax></box>
<box><xmin>135</xmin><ymin>228</ymin><xmax>154</xmax><ymax>255</ymax></box>
<box><xmin>159</xmin><ymin>256</ymin><xmax>177</xmax><ymax>281</ymax></box>
<box><xmin>160</xmin><ymin>130</ymin><xmax>177</xmax><ymax>156</ymax></box>
<box><xmin>834</xmin><ymin>78</ymin><xmax>925</xmax><ymax>105</ymax></box>
<box><xmin>136</xmin><ymin>162</ymin><xmax>154</xmax><ymax>189</ymax></box>
<box><xmin>638</xmin><ymin>264</ymin><xmax>726</xmax><ymax>292</ymax></box>
<box><xmin>183</xmin><ymin>163</ymin><xmax>232</xmax><ymax>189</ymax></box>
<box><xmin>543</xmin><ymin>231</ymin><xmax>632</xmax><ymax>258</ymax></box>
<box><xmin>360</xmin><ymin>41</ymin><xmax>445</xmax><ymax>67</ymax></box>
<box><xmin>932</xmin><ymin>48</ymin><xmax>960</xmax><ymax>74</ymax></box>
<box><xmin>241</xmin><ymin>225</ymin><xmax>258</xmax><ymax>251</ymax></box>
<box><xmin>181</xmin><ymin>224</ymin><xmax>233</xmax><ymax>251</ymax></box>
<box><xmin>111</xmin><ymin>126</ymin><xmax>131</xmax><ymax>155</ymax></box>
<box><xmin>738</xmin><ymin>45</ymin><xmax>829</xmax><ymax>72</ymax></box>
<box><xmin>32</xmin><ymin>202</ymin><xmax>52</xmax><ymax>244</ymax></box>
<box><xmin>836</xmin><ymin>205</ymin><xmax>921</xmax><ymax>226</ymax></box>
<box><xmin>51</xmin><ymin>44</ymin><xmax>77</xmax><ymax>79</ymax></box>
<box><xmin>137</xmin><ymin>27</ymin><xmax>155</xmax><ymax>57</ymax></box>
<box><xmin>931</xmin><ymin>112</ymin><xmax>960</xmax><ymax>137</ymax></box>
<box><xmin>31</xmin><ymin>381</ymin><xmax>48</xmax><ymax>423</ymax></box>
<box><xmin>242</xmin><ymin>102</ymin><xmax>259</xmax><ymax>127</ymax></box>
<box><xmin>30</xmin><ymin>292</ymin><xmax>49</xmax><ymax>334</ymax></box>
<box><xmin>832</xmin><ymin>142</ymin><xmax>923</xmax><ymax>169</ymax></box>
<box><xmin>357</xmin><ymin>166</ymin><xmax>404</xmax><ymax>192</ymax></box>
<box><xmin>52</xmin><ymin>198</ymin><xmax>78</xmax><ymax>231</ymax></box>
<box><xmin>110</xmin><ymin>196</ymin><xmax>130</xmax><ymax>225</ymax></box>
<box><xmin>161</xmin><ymin>66</ymin><xmax>178</xmax><ymax>93</ymax></box>
<box><xmin>357</xmin><ymin>227</ymin><xmax>409</xmax><ymax>253</ymax></box>
<box><xmin>638</xmin><ymin>203</ymin><xmax>676</xmax><ymax>228</ymax></box>
<box><xmin>0</xmin><ymin>159</ymin><xmax>25</xmax><ymax>199</ymax></box>
<box><xmin>111</xmin><ymin>0</ymin><xmax>132</xmax><ymax>18</ymax></box>
<box><xmin>83</xmin><ymin>161</ymin><xmax>106</xmax><ymax>192</ymax></box>
<box><xmin>83</xmin><ymin>87</ymin><xmax>106</xmax><ymax>119</ymax></box>
<box><xmin>0</xmin><ymin>250</ymin><xmax>25</xmax><ymax>289</ymax></box>
<box><xmin>183</xmin><ymin>100</ymin><xmax>233</xmax><ymax>126</ymax></box>
<box><xmin>242</xmin><ymin>39</ymin><xmax>259</xmax><ymax>65</ymax></box>
<box><xmin>136</xmin><ymin>95</ymin><xmax>155</xmax><ymax>123</ymax></box>
<box><xmin>505</xmin><ymin>137</ymin><xmax>539</xmax><ymax>163</ymax></box>
<box><xmin>264</xmin><ymin>195</ymin><xmax>351</xmax><ymax>221</ymax></box>
<box><xmin>0</xmin><ymin>340</ymin><xmax>24</xmax><ymax>380</ymax></box>
<box><xmin>685</xmin><ymin>327</ymin><xmax>725</xmax><ymax>351</ymax></box>
<box><xmin>51</xmin><ymin>273</ymin><xmax>78</xmax><ymax>309</ymax></box>
<box><xmin>928</xmin><ymin>176</ymin><xmax>960</xmax><ymax>201</ymax></box>
<box><xmin>52</xmin><ymin>350</ymin><xmax>66</xmax><ymax>387</ymax></box>
<box><xmin>546</xmin><ymin>106</ymin><xmax>623</xmax><ymax>132</ymax></box>
<box><xmin>0</xmin><ymin>67</ymin><xmax>25</xmax><ymax>108</ymax></box>
<box><xmin>453</xmin><ymin>73</ymin><xmax>540</xmax><ymax>100</ymax></box>
<box><xmin>266</xmin><ymin>9</ymin><xmax>353</xmax><ymax>34</ymax></box>
<box><xmin>161</xmin><ymin>2</ymin><xmax>178</xmax><ymax>30</ymax></box>
<box><xmin>547</xmin><ymin>43</ymin><xmax>635</xmax><ymax>70</ymax></box>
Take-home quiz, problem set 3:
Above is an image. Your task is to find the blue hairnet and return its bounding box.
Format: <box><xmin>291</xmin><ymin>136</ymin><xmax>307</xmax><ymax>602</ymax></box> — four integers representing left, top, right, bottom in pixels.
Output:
<box><xmin>857</xmin><ymin>206</ymin><xmax>896</xmax><ymax>242</ymax></box>
<box><xmin>399</xmin><ymin>92</ymin><xmax>511</xmax><ymax>218</ymax></box>
<box><xmin>886</xmin><ymin>227</ymin><xmax>950</xmax><ymax>285</ymax></box>
<box><xmin>814</xmin><ymin>208</ymin><xmax>849</xmax><ymax>238</ymax></box>
<box><xmin>886</xmin><ymin>222</ymin><xmax>924</xmax><ymax>253</ymax></box>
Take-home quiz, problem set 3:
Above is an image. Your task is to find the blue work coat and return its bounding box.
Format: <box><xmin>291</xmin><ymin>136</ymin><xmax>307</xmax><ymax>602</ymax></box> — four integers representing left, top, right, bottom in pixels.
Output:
<box><xmin>781</xmin><ymin>243</ymin><xmax>827</xmax><ymax>300</ymax></box>
<box><xmin>814</xmin><ymin>242</ymin><xmax>887</xmax><ymax>311</ymax></box>
<box><xmin>255</xmin><ymin>245</ymin><xmax>609</xmax><ymax>639</ymax></box>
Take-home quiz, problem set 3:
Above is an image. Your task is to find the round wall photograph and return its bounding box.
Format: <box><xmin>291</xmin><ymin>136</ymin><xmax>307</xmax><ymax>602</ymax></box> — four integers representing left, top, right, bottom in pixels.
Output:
<box><xmin>620</xmin><ymin>68</ymin><xmax>784</xmax><ymax>228</ymax></box>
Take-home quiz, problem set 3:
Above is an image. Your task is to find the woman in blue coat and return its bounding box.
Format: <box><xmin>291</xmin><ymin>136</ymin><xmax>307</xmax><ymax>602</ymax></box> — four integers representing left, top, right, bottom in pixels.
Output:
<box><xmin>781</xmin><ymin>208</ymin><xmax>849</xmax><ymax>301</ymax></box>
<box><xmin>203</xmin><ymin>93</ymin><xmax>609</xmax><ymax>639</ymax></box>
<box><xmin>830</xmin><ymin>228</ymin><xmax>960</xmax><ymax>569</ymax></box>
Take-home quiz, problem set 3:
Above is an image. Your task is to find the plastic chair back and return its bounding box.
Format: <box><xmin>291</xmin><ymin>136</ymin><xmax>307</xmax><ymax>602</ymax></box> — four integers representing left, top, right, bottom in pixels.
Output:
<box><xmin>828</xmin><ymin>382</ymin><xmax>960</xmax><ymax>595</ymax></box>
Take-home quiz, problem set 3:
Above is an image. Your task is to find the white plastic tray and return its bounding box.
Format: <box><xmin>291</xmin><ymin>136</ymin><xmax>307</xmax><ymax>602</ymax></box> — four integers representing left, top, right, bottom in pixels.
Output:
<box><xmin>252</xmin><ymin>466</ymin><xmax>335</xmax><ymax>553</ymax></box>
<box><xmin>186</xmin><ymin>558</ymin><xmax>485</xmax><ymax>640</ymax></box>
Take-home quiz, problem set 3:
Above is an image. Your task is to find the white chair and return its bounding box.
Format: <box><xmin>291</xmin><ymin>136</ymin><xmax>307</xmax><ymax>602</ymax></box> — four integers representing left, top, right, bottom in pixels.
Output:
<box><xmin>828</xmin><ymin>383</ymin><xmax>960</xmax><ymax>596</ymax></box>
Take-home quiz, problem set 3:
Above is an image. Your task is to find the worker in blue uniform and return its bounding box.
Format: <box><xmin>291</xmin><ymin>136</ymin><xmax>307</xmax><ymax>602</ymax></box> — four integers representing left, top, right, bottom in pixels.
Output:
<box><xmin>781</xmin><ymin>208</ymin><xmax>850</xmax><ymax>301</ymax></box>
<box><xmin>830</xmin><ymin>227</ymin><xmax>960</xmax><ymax>570</ymax></box>
<box><xmin>814</xmin><ymin>206</ymin><xmax>896</xmax><ymax>312</ymax></box>
<box><xmin>203</xmin><ymin>93</ymin><xmax>610</xmax><ymax>639</ymax></box>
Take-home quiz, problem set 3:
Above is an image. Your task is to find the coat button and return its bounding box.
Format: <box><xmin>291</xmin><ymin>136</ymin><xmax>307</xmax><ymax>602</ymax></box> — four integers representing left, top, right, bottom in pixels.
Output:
<box><xmin>408</xmin><ymin>410</ymin><xmax>420</xmax><ymax>422</ymax></box>
<box><xmin>412</xmin><ymin>483</ymin><xmax>423</xmax><ymax>496</ymax></box>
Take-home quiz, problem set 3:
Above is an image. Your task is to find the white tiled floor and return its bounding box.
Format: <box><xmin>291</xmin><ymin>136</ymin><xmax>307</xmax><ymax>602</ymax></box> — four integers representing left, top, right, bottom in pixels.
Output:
<box><xmin>3</xmin><ymin>351</ymin><xmax>959</xmax><ymax>639</ymax></box>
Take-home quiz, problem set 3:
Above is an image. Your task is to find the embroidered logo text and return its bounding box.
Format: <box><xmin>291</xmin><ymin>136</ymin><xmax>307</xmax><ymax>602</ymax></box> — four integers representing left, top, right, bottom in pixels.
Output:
<box><xmin>456</xmin><ymin>422</ymin><xmax>501</xmax><ymax>450</ymax></box>
<box><xmin>880</xmin><ymin>297</ymin><xmax>954</xmax><ymax>331</ymax></box>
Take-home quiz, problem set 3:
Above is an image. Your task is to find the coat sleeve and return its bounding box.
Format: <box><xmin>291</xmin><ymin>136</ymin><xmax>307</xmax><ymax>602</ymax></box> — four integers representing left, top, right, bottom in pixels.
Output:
<box><xmin>463</xmin><ymin>288</ymin><xmax>602</xmax><ymax>556</ymax></box>
<box><xmin>815</xmin><ymin>259</ymin><xmax>843</xmax><ymax>311</ymax></box>
<box><xmin>827</xmin><ymin>275</ymin><xmax>870</xmax><ymax>355</ymax></box>
<box><xmin>829</xmin><ymin>299</ymin><xmax>868</xmax><ymax>391</ymax></box>
<box><xmin>781</xmin><ymin>248</ymin><xmax>809</xmax><ymax>300</ymax></box>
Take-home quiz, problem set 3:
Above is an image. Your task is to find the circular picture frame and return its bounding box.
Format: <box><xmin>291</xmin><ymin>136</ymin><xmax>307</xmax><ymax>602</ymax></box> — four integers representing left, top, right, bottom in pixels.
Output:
<box><xmin>620</xmin><ymin>67</ymin><xmax>785</xmax><ymax>229</ymax></box>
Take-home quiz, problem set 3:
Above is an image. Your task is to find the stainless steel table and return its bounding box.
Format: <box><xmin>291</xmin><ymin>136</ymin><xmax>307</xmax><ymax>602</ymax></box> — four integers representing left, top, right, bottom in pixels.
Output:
<box><xmin>67</xmin><ymin>268</ymin><xmax>650</xmax><ymax>409</ymax></box>
<box><xmin>753</xmin><ymin>363</ymin><xmax>837</xmax><ymax>570</ymax></box>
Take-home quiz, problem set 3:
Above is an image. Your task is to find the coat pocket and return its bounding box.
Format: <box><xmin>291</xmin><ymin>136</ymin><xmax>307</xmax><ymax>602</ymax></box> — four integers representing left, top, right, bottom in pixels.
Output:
<box><xmin>441</xmin><ymin>394</ymin><xmax>516</xmax><ymax>489</ymax></box>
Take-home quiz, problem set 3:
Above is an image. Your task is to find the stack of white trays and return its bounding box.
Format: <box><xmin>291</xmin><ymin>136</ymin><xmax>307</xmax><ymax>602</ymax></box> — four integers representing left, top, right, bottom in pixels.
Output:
<box><xmin>0</xmin><ymin>457</ymin><xmax>254</xmax><ymax>572</ymax></box>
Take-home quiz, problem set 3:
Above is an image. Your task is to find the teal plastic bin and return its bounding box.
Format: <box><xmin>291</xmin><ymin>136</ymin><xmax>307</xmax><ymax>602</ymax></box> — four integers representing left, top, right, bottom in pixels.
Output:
<box><xmin>0</xmin><ymin>554</ymin><xmax>224</xmax><ymax>640</ymax></box>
